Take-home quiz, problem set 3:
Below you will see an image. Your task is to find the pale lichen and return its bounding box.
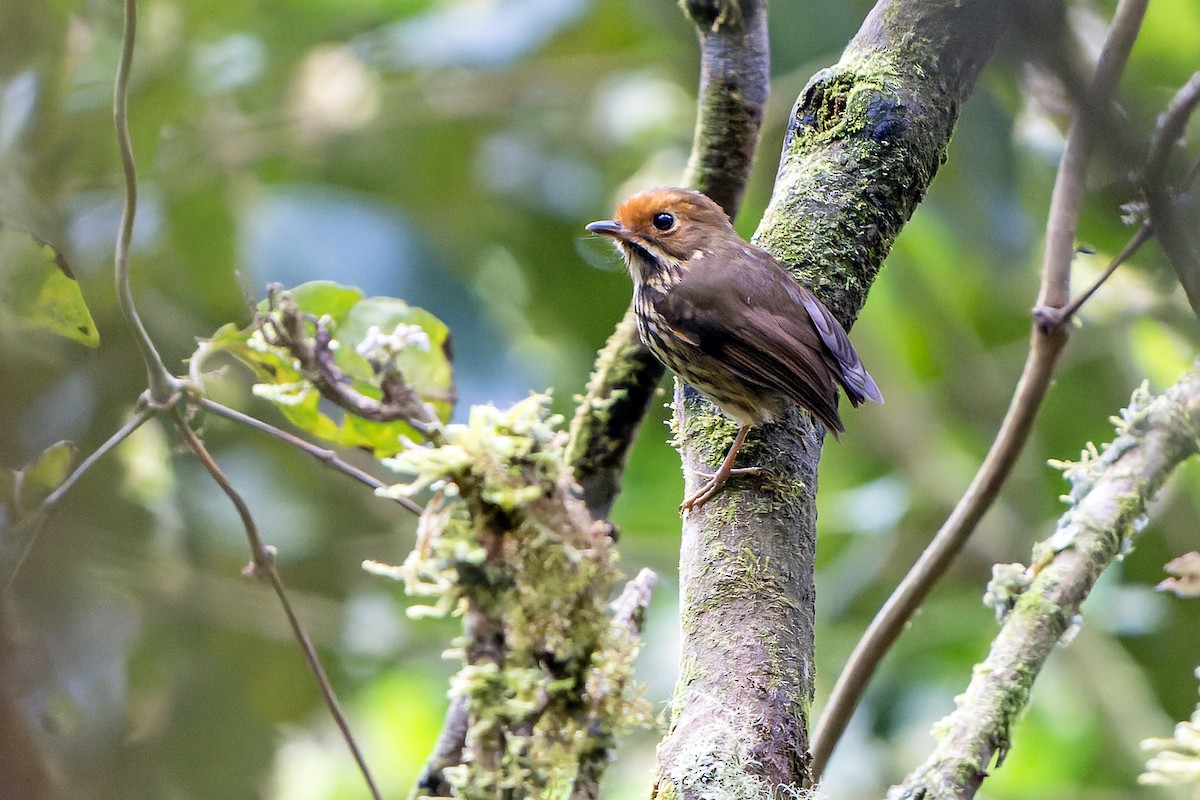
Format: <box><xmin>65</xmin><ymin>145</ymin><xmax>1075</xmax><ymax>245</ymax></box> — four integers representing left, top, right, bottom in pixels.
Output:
<box><xmin>1140</xmin><ymin>667</ymin><xmax>1200</xmax><ymax>791</ymax></box>
<box><xmin>983</xmin><ymin>563</ymin><xmax>1032</xmax><ymax>623</ymax></box>
<box><xmin>372</xmin><ymin>394</ymin><xmax>653</xmax><ymax>796</ymax></box>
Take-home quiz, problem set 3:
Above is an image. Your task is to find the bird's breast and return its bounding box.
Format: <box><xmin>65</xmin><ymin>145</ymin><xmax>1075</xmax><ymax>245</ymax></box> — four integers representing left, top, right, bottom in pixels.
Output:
<box><xmin>633</xmin><ymin>286</ymin><xmax>774</xmax><ymax>427</ymax></box>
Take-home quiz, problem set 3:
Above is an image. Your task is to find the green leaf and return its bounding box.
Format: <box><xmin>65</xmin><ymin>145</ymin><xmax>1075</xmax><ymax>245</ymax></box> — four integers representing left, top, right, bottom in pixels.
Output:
<box><xmin>0</xmin><ymin>224</ymin><xmax>100</xmax><ymax>347</ymax></box>
<box><xmin>198</xmin><ymin>281</ymin><xmax>455</xmax><ymax>456</ymax></box>
<box><xmin>275</xmin><ymin>280</ymin><xmax>365</xmax><ymax>320</ymax></box>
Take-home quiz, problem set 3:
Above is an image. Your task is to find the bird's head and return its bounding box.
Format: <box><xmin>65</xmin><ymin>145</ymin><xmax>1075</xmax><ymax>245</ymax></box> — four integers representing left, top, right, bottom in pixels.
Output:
<box><xmin>585</xmin><ymin>188</ymin><xmax>734</xmax><ymax>287</ymax></box>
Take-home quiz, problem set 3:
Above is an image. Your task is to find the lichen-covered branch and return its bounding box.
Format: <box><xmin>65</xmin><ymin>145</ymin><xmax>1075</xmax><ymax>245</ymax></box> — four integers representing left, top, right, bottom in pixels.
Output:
<box><xmin>565</xmin><ymin>0</ymin><xmax>768</xmax><ymax>518</ymax></box>
<box><xmin>889</xmin><ymin>361</ymin><xmax>1200</xmax><ymax>800</ymax></box>
<box><xmin>658</xmin><ymin>0</ymin><xmax>1013</xmax><ymax>795</ymax></box>
<box><xmin>377</xmin><ymin>397</ymin><xmax>653</xmax><ymax>798</ymax></box>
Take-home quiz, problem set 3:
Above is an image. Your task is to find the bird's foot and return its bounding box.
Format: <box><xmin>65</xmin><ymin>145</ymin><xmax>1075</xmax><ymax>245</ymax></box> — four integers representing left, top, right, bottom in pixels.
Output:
<box><xmin>680</xmin><ymin>476</ymin><xmax>724</xmax><ymax>513</ymax></box>
<box><xmin>679</xmin><ymin>466</ymin><xmax>761</xmax><ymax>513</ymax></box>
<box><xmin>694</xmin><ymin>466</ymin><xmax>761</xmax><ymax>479</ymax></box>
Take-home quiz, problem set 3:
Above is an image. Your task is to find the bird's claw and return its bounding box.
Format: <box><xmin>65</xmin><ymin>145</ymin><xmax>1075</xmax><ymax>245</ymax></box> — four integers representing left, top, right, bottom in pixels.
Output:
<box><xmin>679</xmin><ymin>466</ymin><xmax>762</xmax><ymax>513</ymax></box>
<box><xmin>694</xmin><ymin>466</ymin><xmax>761</xmax><ymax>479</ymax></box>
<box><xmin>680</xmin><ymin>478</ymin><xmax>723</xmax><ymax>513</ymax></box>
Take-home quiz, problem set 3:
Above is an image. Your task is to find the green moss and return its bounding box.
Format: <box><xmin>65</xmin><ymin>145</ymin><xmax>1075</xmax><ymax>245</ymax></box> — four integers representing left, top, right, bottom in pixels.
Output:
<box><xmin>381</xmin><ymin>395</ymin><xmax>654</xmax><ymax>796</ymax></box>
<box><xmin>565</xmin><ymin>309</ymin><xmax>650</xmax><ymax>471</ymax></box>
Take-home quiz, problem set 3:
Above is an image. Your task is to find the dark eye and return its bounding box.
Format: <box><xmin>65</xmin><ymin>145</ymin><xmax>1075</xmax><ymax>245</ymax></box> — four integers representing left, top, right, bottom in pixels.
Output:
<box><xmin>651</xmin><ymin>212</ymin><xmax>675</xmax><ymax>231</ymax></box>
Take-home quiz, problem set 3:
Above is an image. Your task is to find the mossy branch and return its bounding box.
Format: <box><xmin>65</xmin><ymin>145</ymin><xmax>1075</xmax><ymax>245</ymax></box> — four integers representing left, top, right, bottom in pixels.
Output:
<box><xmin>658</xmin><ymin>0</ymin><xmax>1013</xmax><ymax>794</ymax></box>
<box><xmin>565</xmin><ymin>0</ymin><xmax>769</xmax><ymax>518</ymax></box>
<box><xmin>382</xmin><ymin>397</ymin><xmax>654</xmax><ymax>798</ymax></box>
<box><xmin>890</xmin><ymin>361</ymin><xmax>1200</xmax><ymax>800</ymax></box>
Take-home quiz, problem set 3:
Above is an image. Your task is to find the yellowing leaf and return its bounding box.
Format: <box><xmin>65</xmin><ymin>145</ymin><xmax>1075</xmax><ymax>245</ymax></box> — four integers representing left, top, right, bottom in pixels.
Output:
<box><xmin>0</xmin><ymin>224</ymin><xmax>99</xmax><ymax>347</ymax></box>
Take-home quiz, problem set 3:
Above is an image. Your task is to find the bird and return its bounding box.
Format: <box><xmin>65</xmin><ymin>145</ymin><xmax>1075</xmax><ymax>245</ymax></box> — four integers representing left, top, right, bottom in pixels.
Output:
<box><xmin>585</xmin><ymin>187</ymin><xmax>882</xmax><ymax>512</ymax></box>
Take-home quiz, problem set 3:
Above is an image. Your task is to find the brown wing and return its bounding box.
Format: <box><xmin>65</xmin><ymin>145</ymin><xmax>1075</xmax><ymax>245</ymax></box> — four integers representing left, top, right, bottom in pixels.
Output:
<box><xmin>658</xmin><ymin>246</ymin><xmax>882</xmax><ymax>432</ymax></box>
<box><xmin>658</xmin><ymin>263</ymin><xmax>842</xmax><ymax>432</ymax></box>
<box><xmin>792</xmin><ymin>282</ymin><xmax>883</xmax><ymax>406</ymax></box>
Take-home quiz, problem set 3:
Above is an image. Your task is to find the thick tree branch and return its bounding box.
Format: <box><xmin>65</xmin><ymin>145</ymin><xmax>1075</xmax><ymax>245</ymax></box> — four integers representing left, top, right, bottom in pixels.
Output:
<box><xmin>566</xmin><ymin>0</ymin><xmax>769</xmax><ymax>518</ymax></box>
<box><xmin>656</xmin><ymin>1</ymin><xmax>1013</xmax><ymax>795</ymax></box>
<box><xmin>889</xmin><ymin>361</ymin><xmax>1200</xmax><ymax>800</ymax></box>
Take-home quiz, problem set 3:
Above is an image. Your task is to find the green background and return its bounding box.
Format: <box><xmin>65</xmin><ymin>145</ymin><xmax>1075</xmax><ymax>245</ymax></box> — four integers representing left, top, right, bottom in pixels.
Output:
<box><xmin>1</xmin><ymin>0</ymin><xmax>1199</xmax><ymax>797</ymax></box>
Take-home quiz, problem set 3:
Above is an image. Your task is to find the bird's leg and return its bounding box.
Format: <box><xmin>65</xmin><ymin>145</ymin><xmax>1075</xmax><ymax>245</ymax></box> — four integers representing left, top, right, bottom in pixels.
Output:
<box><xmin>680</xmin><ymin>425</ymin><xmax>753</xmax><ymax>512</ymax></box>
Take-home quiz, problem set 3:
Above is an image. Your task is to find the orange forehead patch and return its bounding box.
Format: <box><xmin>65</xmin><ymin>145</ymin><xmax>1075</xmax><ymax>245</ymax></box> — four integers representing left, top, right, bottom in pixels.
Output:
<box><xmin>613</xmin><ymin>188</ymin><xmax>731</xmax><ymax>231</ymax></box>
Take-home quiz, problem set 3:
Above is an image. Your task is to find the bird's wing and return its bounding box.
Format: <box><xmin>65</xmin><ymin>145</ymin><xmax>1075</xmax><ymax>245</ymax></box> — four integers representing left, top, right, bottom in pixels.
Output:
<box><xmin>657</xmin><ymin>262</ymin><xmax>847</xmax><ymax>432</ymax></box>
<box><xmin>791</xmin><ymin>283</ymin><xmax>883</xmax><ymax>407</ymax></box>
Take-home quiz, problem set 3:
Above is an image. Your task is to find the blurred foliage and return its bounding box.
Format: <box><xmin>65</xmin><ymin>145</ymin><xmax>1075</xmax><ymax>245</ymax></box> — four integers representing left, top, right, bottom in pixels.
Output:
<box><xmin>201</xmin><ymin>280</ymin><xmax>454</xmax><ymax>455</ymax></box>
<box><xmin>0</xmin><ymin>0</ymin><xmax>1199</xmax><ymax>798</ymax></box>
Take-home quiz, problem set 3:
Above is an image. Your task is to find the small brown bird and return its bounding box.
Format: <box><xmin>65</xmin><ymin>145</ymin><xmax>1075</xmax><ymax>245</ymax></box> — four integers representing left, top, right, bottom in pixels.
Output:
<box><xmin>586</xmin><ymin>187</ymin><xmax>882</xmax><ymax>511</ymax></box>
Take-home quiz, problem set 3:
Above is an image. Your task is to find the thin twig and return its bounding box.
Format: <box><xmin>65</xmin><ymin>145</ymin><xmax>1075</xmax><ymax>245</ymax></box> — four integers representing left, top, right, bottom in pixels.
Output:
<box><xmin>113</xmin><ymin>0</ymin><xmax>175</xmax><ymax>403</ymax></box>
<box><xmin>4</xmin><ymin>403</ymin><xmax>157</xmax><ymax>591</ymax></box>
<box><xmin>1054</xmin><ymin>222</ymin><xmax>1153</xmax><ymax>324</ymax></box>
<box><xmin>1183</xmin><ymin>153</ymin><xmax>1200</xmax><ymax>191</ymax></box>
<box><xmin>197</xmin><ymin>397</ymin><xmax>423</xmax><ymax>516</ymax></box>
<box><xmin>1143</xmin><ymin>71</ymin><xmax>1200</xmax><ymax>180</ymax></box>
<box><xmin>810</xmin><ymin>0</ymin><xmax>1149</xmax><ymax>780</ymax></box>
<box><xmin>1037</xmin><ymin>0</ymin><xmax>1148</xmax><ymax>314</ymax></box>
<box><xmin>170</xmin><ymin>409</ymin><xmax>384</xmax><ymax>800</ymax></box>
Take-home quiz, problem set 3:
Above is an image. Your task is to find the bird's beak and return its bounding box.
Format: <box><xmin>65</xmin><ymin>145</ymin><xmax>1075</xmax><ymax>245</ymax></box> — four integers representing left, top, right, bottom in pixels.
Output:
<box><xmin>585</xmin><ymin>219</ymin><xmax>627</xmax><ymax>240</ymax></box>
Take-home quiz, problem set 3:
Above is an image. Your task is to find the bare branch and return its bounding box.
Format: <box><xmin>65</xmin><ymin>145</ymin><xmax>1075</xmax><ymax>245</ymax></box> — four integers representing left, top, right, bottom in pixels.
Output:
<box><xmin>1053</xmin><ymin>221</ymin><xmax>1153</xmax><ymax>326</ymax></box>
<box><xmin>1140</xmin><ymin>71</ymin><xmax>1200</xmax><ymax>317</ymax></box>
<box><xmin>1036</xmin><ymin>0</ymin><xmax>1149</xmax><ymax>317</ymax></box>
<box><xmin>113</xmin><ymin>0</ymin><xmax>176</xmax><ymax>403</ymax></box>
<box><xmin>170</xmin><ymin>410</ymin><xmax>384</xmax><ymax>800</ymax></box>
<box><xmin>5</xmin><ymin>402</ymin><xmax>158</xmax><ymax>590</ymax></box>
<box><xmin>196</xmin><ymin>397</ymin><xmax>423</xmax><ymax>516</ymax></box>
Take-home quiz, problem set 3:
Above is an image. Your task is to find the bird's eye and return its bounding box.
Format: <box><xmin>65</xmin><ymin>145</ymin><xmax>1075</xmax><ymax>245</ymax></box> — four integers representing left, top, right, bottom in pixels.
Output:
<box><xmin>652</xmin><ymin>212</ymin><xmax>675</xmax><ymax>231</ymax></box>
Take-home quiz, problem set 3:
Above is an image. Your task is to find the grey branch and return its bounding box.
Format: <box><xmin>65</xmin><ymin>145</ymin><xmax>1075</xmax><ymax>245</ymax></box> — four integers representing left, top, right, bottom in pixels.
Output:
<box><xmin>889</xmin><ymin>360</ymin><xmax>1200</xmax><ymax>800</ymax></box>
<box><xmin>813</xmin><ymin>0</ymin><xmax>1150</xmax><ymax>777</ymax></box>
